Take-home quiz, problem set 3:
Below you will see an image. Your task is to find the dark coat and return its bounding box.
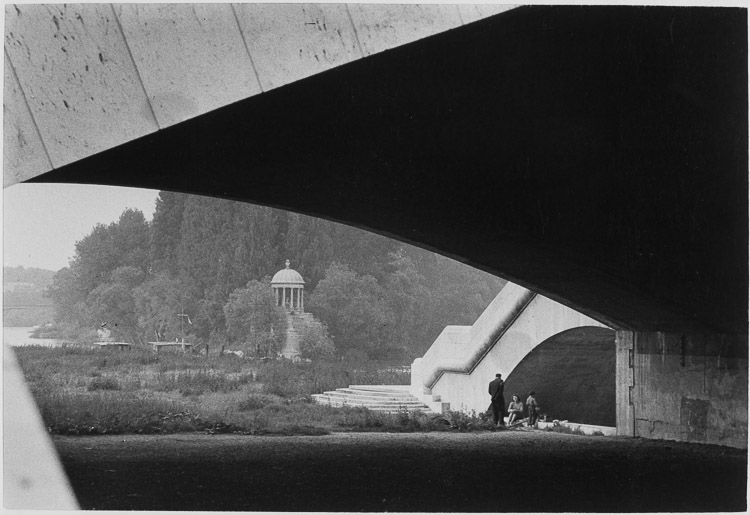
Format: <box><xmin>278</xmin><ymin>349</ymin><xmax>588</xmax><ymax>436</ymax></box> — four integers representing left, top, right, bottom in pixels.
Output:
<box><xmin>488</xmin><ymin>377</ymin><xmax>505</xmax><ymax>403</ymax></box>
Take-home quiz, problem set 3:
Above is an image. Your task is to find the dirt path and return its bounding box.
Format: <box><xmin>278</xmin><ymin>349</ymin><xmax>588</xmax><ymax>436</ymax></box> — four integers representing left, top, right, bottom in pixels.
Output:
<box><xmin>54</xmin><ymin>431</ymin><xmax>746</xmax><ymax>512</ymax></box>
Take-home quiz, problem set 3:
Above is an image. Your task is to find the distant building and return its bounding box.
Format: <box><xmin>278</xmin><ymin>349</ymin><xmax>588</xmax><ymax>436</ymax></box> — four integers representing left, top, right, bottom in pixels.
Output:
<box><xmin>4</xmin><ymin>282</ymin><xmax>35</xmax><ymax>292</ymax></box>
<box><xmin>271</xmin><ymin>260</ymin><xmax>314</xmax><ymax>360</ymax></box>
<box><xmin>271</xmin><ymin>259</ymin><xmax>305</xmax><ymax>312</ymax></box>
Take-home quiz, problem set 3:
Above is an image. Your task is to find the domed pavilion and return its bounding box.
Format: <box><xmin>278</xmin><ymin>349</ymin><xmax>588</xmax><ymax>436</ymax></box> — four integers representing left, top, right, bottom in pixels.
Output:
<box><xmin>271</xmin><ymin>259</ymin><xmax>305</xmax><ymax>312</ymax></box>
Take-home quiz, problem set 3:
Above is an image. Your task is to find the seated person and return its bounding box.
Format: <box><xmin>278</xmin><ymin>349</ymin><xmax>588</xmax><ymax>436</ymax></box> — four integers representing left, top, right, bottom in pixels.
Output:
<box><xmin>507</xmin><ymin>395</ymin><xmax>524</xmax><ymax>424</ymax></box>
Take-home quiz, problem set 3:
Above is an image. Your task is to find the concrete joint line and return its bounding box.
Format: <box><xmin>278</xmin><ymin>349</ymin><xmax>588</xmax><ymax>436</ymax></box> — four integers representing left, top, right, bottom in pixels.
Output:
<box><xmin>344</xmin><ymin>5</ymin><xmax>365</xmax><ymax>59</ymax></box>
<box><xmin>4</xmin><ymin>47</ymin><xmax>54</xmax><ymax>172</ymax></box>
<box><xmin>110</xmin><ymin>4</ymin><xmax>159</xmax><ymax>130</ymax></box>
<box><xmin>230</xmin><ymin>4</ymin><xmax>264</xmax><ymax>94</ymax></box>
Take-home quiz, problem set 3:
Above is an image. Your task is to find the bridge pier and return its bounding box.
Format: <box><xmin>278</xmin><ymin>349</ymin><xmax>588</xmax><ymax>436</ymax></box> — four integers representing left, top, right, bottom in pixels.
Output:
<box><xmin>616</xmin><ymin>331</ymin><xmax>747</xmax><ymax>448</ymax></box>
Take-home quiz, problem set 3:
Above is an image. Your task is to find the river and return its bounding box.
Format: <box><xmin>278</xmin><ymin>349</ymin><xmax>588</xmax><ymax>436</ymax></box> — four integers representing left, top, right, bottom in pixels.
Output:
<box><xmin>3</xmin><ymin>326</ymin><xmax>62</xmax><ymax>347</ymax></box>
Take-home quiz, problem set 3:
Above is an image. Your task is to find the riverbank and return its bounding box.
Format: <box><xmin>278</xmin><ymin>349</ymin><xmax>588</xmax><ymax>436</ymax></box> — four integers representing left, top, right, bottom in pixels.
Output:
<box><xmin>12</xmin><ymin>345</ymin><xmax>447</xmax><ymax>436</ymax></box>
<box><xmin>54</xmin><ymin>431</ymin><xmax>747</xmax><ymax>512</ymax></box>
<box><xmin>3</xmin><ymin>326</ymin><xmax>63</xmax><ymax>347</ymax></box>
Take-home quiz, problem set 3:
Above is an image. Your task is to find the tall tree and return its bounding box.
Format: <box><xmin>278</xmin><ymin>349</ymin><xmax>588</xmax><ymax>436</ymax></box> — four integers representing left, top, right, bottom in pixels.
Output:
<box><xmin>281</xmin><ymin>213</ymin><xmax>335</xmax><ymax>289</ymax></box>
<box><xmin>150</xmin><ymin>191</ymin><xmax>187</xmax><ymax>274</ymax></box>
<box><xmin>134</xmin><ymin>272</ymin><xmax>195</xmax><ymax>342</ymax></box>
<box><xmin>87</xmin><ymin>266</ymin><xmax>145</xmax><ymax>343</ymax></box>
<box><xmin>49</xmin><ymin>209</ymin><xmax>151</xmax><ymax>336</ymax></box>
<box><xmin>382</xmin><ymin>249</ymin><xmax>432</xmax><ymax>358</ymax></box>
<box><xmin>223</xmin><ymin>278</ymin><xmax>286</xmax><ymax>357</ymax></box>
<box><xmin>308</xmin><ymin>262</ymin><xmax>395</xmax><ymax>360</ymax></box>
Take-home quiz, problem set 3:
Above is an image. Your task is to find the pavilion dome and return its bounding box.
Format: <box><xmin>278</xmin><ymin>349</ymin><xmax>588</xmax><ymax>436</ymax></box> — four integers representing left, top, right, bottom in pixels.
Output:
<box><xmin>271</xmin><ymin>260</ymin><xmax>305</xmax><ymax>286</ymax></box>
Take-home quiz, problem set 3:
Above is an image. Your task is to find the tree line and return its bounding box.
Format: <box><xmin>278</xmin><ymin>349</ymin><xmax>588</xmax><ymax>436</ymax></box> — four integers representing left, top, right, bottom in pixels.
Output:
<box><xmin>47</xmin><ymin>191</ymin><xmax>505</xmax><ymax>361</ymax></box>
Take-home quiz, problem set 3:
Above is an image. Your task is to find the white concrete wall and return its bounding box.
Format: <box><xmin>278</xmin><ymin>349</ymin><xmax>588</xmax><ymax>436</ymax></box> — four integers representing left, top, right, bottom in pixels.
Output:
<box><xmin>4</xmin><ymin>3</ymin><xmax>518</xmax><ymax>186</ymax></box>
<box><xmin>4</xmin><ymin>345</ymin><xmax>79</xmax><ymax>509</ymax></box>
<box><xmin>410</xmin><ymin>325</ymin><xmax>471</xmax><ymax>397</ymax></box>
<box><xmin>432</xmin><ymin>294</ymin><xmax>607</xmax><ymax>413</ymax></box>
<box><xmin>412</xmin><ymin>282</ymin><xmax>608</xmax><ymax>414</ymax></box>
<box><xmin>415</xmin><ymin>282</ymin><xmax>536</xmax><ymax>391</ymax></box>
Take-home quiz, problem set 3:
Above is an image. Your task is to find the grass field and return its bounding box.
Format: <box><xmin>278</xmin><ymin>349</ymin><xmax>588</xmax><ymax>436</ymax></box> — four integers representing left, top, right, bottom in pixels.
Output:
<box><xmin>14</xmin><ymin>345</ymin><xmax>492</xmax><ymax>435</ymax></box>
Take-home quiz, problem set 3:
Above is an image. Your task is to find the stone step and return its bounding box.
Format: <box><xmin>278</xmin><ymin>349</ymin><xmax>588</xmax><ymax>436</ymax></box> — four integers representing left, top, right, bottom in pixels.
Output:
<box><xmin>331</xmin><ymin>388</ymin><xmax>416</xmax><ymax>399</ymax></box>
<box><xmin>320</xmin><ymin>394</ymin><xmax>428</xmax><ymax>407</ymax></box>
<box><xmin>312</xmin><ymin>384</ymin><xmax>432</xmax><ymax>413</ymax></box>
<box><xmin>312</xmin><ymin>395</ymin><xmax>432</xmax><ymax>412</ymax></box>
<box><xmin>314</xmin><ymin>395</ymin><xmax>427</xmax><ymax>407</ymax></box>
<box><xmin>348</xmin><ymin>385</ymin><xmax>412</xmax><ymax>392</ymax></box>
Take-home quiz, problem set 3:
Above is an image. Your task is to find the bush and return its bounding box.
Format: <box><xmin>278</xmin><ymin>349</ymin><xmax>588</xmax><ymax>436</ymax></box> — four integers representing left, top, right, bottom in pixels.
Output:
<box><xmin>445</xmin><ymin>410</ymin><xmax>492</xmax><ymax>431</ymax></box>
<box><xmin>37</xmin><ymin>391</ymin><xmax>214</xmax><ymax>435</ymax></box>
<box><xmin>237</xmin><ymin>394</ymin><xmax>277</xmax><ymax>411</ymax></box>
<box><xmin>298</xmin><ymin>319</ymin><xmax>335</xmax><ymax>360</ymax></box>
<box><xmin>87</xmin><ymin>376</ymin><xmax>121</xmax><ymax>391</ymax></box>
<box><xmin>155</xmin><ymin>369</ymin><xmax>253</xmax><ymax>396</ymax></box>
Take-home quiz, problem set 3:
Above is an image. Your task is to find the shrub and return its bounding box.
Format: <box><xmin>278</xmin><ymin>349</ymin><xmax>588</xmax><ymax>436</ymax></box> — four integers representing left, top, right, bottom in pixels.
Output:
<box><xmin>445</xmin><ymin>410</ymin><xmax>491</xmax><ymax>431</ymax></box>
<box><xmin>87</xmin><ymin>376</ymin><xmax>120</xmax><ymax>391</ymax></box>
<box><xmin>237</xmin><ymin>394</ymin><xmax>277</xmax><ymax>411</ymax></box>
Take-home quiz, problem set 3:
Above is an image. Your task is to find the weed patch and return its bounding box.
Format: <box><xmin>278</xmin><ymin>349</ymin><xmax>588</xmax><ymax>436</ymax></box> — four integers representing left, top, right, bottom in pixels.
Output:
<box><xmin>13</xmin><ymin>346</ymin><xmax>435</xmax><ymax>437</ymax></box>
<box><xmin>87</xmin><ymin>376</ymin><xmax>121</xmax><ymax>391</ymax></box>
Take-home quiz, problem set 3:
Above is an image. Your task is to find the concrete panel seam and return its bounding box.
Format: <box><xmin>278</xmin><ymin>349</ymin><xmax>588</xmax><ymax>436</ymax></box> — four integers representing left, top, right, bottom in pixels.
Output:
<box><xmin>344</xmin><ymin>4</ymin><xmax>365</xmax><ymax>59</ymax></box>
<box><xmin>454</xmin><ymin>5</ymin><xmax>465</xmax><ymax>26</ymax></box>
<box><xmin>230</xmin><ymin>3</ymin><xmax>264</xmax><ymax>94</ymax></box>
<box><xmin>4</xmin><ymin>47</ymin><xmax>54</xmax><ymax>171</ymax></box>
<box><xmin>111</xmin><ymin>3</ymin><xmax>159</xmax><ymax>130</ymax></box>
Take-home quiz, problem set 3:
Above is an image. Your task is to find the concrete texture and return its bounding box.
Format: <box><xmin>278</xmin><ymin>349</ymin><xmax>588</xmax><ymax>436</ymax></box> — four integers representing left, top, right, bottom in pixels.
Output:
<box><xmin>4</xmin><ymin>4</ymin><xmax>158</xmax><ymax>168</ymax></box>
<box><xmin>348</xmin><ymin>4</ymin><xmax>463</xmax><ymax>56</ymax></box>
<box><xmin>233</xmin><ymin>4</ymin><xmax>361</xmax><ymax>92</ymax></box>
<box><xmin>114</xmin><ymin>4</ymin><xmax>260</xmax><ymax>128</ymax></box>
<box><xmin>615</xmin><ymin>331</ymin><xmax>635</xmax><ymax>436</ymax></box>
<box><xmin>456</xmin><ymin>4</ymin><xmax>518</xmax><ymax>25</ymax></box>
<box><xmin>3</xmin><ymin>51</ymin><xmax>52</xmax><ymax>185</ymax></box>
<box><xmin>627</xmin><ymin>331</ymin><xmax>748</xmax><ymax>449</ymax></box>
<box><xmin>3</xmin><ymin>345</ymin><xmax>78</xmax><ymax>509</ymax></box>
<box><xmin>4</xmin><ymin>3</ymin><xmax>517</xmax><ymax>182</ymax></box>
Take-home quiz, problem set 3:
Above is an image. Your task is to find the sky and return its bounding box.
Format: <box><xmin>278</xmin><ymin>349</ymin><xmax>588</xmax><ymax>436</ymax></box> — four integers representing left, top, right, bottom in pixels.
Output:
<box><xmin>3</xmin><ymin>183</ymin><xmax>160</xmax><ymax>272</ymax></box>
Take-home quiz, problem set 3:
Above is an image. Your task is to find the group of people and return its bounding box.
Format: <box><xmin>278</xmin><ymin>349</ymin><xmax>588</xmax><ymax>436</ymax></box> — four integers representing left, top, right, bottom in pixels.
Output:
<box><xmin>488</xmin><ymin>373</ymin><xmax>539</xmax><ymax>428</ymax></box>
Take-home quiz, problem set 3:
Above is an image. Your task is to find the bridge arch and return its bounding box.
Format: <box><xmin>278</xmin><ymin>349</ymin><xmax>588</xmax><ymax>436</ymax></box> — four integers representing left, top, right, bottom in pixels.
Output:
<box><xmin>5</xmin><ymin>4</ymin><xmax>747</xmax><ymax>451</ymax></box>
<box><xmin>411</xmin><ymin>283</ymin><xmax>610</xmax><ymax>415</ymax></box>
<box><xmin>504</xmin><ymin>326</ymin><xmax>616</xmax><ymax>426</ymax></box>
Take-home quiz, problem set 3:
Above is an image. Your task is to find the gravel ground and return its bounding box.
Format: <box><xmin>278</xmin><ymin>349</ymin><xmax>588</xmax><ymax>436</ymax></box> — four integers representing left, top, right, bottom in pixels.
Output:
<box><xmin>54</xmin><ymin>430</ymin><xmax>747</xmax><ymax>512</ymax></box>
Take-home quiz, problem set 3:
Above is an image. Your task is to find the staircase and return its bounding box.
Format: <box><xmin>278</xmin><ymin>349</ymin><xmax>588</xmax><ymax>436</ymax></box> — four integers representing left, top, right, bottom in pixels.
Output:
<box><xmin>281</xmin><ymin>312</ymin><xmax>315</xmax><ymax>359</ymax></box>
<box><xmin>312</xmin><ymin>385</ymin><xmax>433</xmax><ymax>413</ymax></box>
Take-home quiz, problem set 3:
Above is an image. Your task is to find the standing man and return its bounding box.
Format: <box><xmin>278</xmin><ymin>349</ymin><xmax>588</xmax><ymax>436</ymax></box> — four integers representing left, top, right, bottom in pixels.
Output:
<box><xmin>488</xmin><ymin>373</ymin><xmax>506</xmax><ymax>427</ymax></box>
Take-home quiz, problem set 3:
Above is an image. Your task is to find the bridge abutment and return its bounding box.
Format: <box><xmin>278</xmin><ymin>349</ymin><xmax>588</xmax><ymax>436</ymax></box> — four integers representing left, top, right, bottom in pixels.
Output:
<box><xmin>616</xmin><ymin>331</ymin><xmax>747</xmax><ymax>448</ymax></box>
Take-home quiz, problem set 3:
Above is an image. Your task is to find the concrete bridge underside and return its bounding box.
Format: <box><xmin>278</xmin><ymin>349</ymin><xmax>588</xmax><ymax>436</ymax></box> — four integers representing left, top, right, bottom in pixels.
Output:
<box><xmin>4</xmin><ymin>1</ymin><xmax>748</xmax><ymax>452</ymax></box>
<box><xmin>9</xmin><ymin>5</ymin><xmax>747</xmax><ymax>337</ymax></box>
